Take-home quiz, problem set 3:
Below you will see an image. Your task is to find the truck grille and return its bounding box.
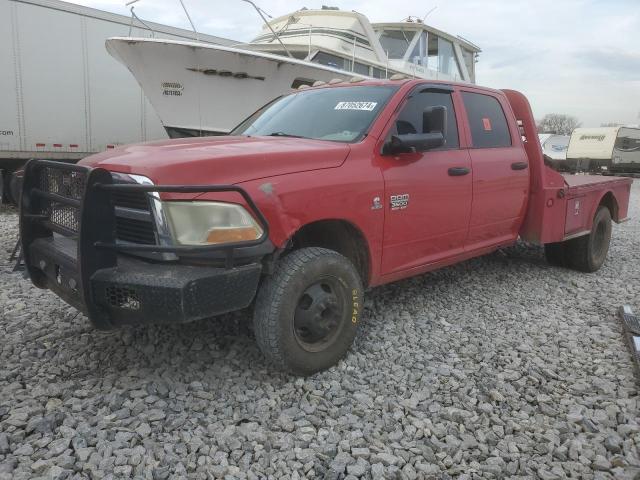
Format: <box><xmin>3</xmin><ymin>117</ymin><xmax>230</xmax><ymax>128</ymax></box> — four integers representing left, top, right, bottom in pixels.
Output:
<box><xmin>114</xmin><ymin>216</ymin><xmax>157</xmax><ymax>245</ymax></box>
<box><xmin>111</xmin><ymin>189</ymin><xmax>151</xmax><ymax>210</ymax></box>
<box><xmin>35</xmin><ymin>166</ymin><xmax>157</xmax><ymax>246</ymax></box>
<box><xmin>110</xmin><ymin>182</ymin><xmax>157</xmax><ymax>245</ymax></box>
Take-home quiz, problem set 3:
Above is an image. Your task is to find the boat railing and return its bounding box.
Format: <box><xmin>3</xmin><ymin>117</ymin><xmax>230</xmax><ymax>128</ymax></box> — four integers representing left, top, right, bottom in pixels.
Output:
<box><xmin>126</xmin><ymin>0</ymin><xmax>155</xmax><ymax>38</ymax></box>
<box><xmin>240</xmin><ymin>0</ymin><xmax>294</xmax><ymax>58</ymax></box>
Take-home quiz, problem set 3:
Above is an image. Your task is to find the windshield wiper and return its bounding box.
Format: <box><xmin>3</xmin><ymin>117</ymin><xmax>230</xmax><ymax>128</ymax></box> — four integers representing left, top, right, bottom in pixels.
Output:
<box><xmin>267</xmin><ymin>131</ymin><xmax>306</xmax><ymax>138</ymax></box>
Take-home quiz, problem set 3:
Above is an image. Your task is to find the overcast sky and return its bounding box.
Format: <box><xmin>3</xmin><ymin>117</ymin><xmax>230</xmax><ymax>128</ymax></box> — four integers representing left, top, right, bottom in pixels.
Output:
<box><xmin>73</xmin><ymin>0</ymin><xmax>640</xmax><ymax>127</ymax></box>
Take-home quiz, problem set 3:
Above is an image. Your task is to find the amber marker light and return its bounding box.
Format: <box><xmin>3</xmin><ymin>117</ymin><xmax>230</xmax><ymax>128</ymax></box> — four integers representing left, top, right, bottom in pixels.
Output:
<box><xmin>206</xmin><ymin>226</ymin><xmax>261</xmax><ymax>244</ymax></box>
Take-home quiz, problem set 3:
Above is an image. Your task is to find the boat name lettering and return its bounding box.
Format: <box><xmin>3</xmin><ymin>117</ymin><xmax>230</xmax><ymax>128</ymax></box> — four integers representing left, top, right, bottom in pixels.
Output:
<box><xmin>334</xmin><ymin>101</ymin><xmax>377</xmax><ymax>111</ymax></box>
<box><xmin>162</xmin><ymin>82</ymin><xmax>184</xmax><ymax>97</ymax></box>
<box><xmin>186</xmin><ymin>68</ymin><xmax>265</xmax><ymax>81</ymax></box>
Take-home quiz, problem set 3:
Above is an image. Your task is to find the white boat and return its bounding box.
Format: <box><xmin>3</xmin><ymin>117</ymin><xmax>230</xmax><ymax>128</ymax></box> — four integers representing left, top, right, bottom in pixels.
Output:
<box><xmin>106</xmin><ymin>7</ymin><xmax>481</xmax><ymax>137</ymax></box>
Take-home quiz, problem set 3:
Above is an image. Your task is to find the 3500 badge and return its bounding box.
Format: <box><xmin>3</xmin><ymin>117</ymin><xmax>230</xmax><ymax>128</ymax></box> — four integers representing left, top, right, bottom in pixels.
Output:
<box><xmin>390</xmin><ymin>194</ymin><xmax>409</xmax><ymax>210</ymax></box>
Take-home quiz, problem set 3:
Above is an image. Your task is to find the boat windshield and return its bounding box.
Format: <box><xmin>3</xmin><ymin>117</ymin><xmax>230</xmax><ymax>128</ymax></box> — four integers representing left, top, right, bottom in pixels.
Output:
<box><xmin>231</xmin><ymin>85</ymin><xmax>399</xmax><ymax>143</ymax></box>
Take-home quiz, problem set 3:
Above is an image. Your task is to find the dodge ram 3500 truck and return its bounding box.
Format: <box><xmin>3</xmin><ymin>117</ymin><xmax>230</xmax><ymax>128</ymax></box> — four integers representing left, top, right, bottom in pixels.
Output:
<box><xmin>20</xmin><ymin>79</ymin><xmax>632</xmax><ymax>375</ymax></box>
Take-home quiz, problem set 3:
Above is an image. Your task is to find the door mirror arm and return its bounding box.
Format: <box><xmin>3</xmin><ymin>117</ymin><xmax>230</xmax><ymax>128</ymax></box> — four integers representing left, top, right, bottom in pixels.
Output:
<box><xmin>383</xmin><ymin>132</ymin><xmax>445</xmax><ymax>155</ymax></box>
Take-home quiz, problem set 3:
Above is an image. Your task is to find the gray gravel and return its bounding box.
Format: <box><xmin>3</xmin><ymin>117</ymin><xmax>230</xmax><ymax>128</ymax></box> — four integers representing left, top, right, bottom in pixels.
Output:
<box><xmin>1</xmin><ymin>183</ymin><xmax>639</xmax><ymax>480</ymax></box>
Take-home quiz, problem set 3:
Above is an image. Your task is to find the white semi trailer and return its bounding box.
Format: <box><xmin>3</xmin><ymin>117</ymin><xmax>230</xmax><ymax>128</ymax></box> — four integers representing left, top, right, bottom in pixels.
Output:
<box><xmin>0</xmin><ymin>0</ymin><xmax>233</xmax><ymax>202</ymax></box>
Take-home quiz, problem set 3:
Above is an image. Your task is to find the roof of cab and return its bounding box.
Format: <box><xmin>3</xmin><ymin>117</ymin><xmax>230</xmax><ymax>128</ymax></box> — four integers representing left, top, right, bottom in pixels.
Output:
<box><xmin>299</xmin><ymin>77</ymin><xmax>505</xmax><ymax>97</ymax></box>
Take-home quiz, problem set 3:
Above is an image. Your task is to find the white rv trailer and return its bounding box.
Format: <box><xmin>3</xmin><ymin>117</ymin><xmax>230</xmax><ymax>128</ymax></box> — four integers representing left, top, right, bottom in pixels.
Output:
<box><xmin>566</xmin><ymin>127</ymin><xmax>640</xmax><ymax>174</ymax></box>
<box><xmin>0</xmin><ymin>0</ymin><xmax>233</xmax><ymax>201</ymax></box>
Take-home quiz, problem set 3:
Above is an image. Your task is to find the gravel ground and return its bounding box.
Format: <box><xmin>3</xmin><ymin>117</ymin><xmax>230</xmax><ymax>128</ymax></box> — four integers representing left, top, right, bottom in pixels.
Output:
<box><xmin>0</xmin><ymin>184</ymin><xmax>639</xmax><ymax>480</ymax></box>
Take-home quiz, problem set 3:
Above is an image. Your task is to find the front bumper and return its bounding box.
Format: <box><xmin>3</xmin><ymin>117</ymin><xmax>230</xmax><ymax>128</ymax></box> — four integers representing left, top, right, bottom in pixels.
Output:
<box><xmin>20</xmin><ymin>160</ymin><xmax>270</xmax><ymax>330</ymax></box>
<box><xmin>29</xmin><ymin>236</ymin><xmax>262</xmax><ymax>328</ymax></box>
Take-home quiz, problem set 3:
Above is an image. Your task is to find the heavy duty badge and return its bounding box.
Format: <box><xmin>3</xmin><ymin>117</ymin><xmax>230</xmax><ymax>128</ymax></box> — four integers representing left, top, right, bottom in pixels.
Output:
<box><xmin>390</xmin><ymin>194</ymin><xmax>409</xmax><ymax>210</ymax></box>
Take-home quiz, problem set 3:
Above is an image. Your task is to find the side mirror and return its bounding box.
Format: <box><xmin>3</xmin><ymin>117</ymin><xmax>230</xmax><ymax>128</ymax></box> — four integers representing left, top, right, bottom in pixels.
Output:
<box><xmin>383</xmin><ymin>132</ymin><xmax>445</xmax><ymax>155</ymax></box>
<box><xmin>383</xmin><ymin>105</ymin><xmax>449</xmax><ymax>155</ymax></box>
<box><xmin>423</xmin><ymin>106</ymin><xmax>447</xmax><ymax>135</ymax></box>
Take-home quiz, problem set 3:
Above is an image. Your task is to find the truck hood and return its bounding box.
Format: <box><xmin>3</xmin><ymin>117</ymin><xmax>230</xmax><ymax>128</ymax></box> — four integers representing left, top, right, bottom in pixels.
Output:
<box><xmin>79</xmin><ymin>136</ymin><xmax>350</xmax><ymax>185</ymax></box>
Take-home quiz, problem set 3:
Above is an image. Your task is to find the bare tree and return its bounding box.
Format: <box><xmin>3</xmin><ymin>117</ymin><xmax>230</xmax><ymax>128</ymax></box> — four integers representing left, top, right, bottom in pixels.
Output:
<box><xmin>537</xmin><ymin>114</ymin><xmax>581</xmax><ymax>135</ymax></box>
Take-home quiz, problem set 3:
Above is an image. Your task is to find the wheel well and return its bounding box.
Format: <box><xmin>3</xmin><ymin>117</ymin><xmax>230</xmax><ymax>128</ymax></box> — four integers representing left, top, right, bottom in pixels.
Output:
<box><xmin>288</xmin><ymin>220</ymin><xmax>371</xmax><ymax>286</ymax></box>
<box><xmin>599</xmin><ymin>192</ymin><xmax>619</xmax><ymax>221</ymax></box>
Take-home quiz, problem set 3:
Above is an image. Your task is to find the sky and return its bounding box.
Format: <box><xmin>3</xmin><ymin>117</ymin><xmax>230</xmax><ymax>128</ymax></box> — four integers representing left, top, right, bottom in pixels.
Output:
<box><xmin>72</xmin><ymin>0</ymin><xmax>640</xmax><ymax>127</ymax></box>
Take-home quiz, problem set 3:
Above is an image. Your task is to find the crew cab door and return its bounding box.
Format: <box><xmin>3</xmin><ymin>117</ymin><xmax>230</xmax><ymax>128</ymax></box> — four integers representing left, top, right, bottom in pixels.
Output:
<box><xmin>377</xmin><ymin>86</ymin><xmax>472</xmax><ymax>275</ymax></box>
<box><xmin>460</xmin><ymin>90</ymin><xmax>529</xmax><ymax>250</ymax></box>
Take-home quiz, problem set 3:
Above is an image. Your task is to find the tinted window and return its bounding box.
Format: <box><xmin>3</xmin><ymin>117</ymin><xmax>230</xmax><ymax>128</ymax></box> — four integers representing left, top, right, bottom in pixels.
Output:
<box><xmin>372</xmin><ymin>67</ymin><xmax>386</xmax><ymax>79</ymax></box>
<box><xmin>462</xmin><ymin>92</ymin><xmax>512</xmax><ymax>148</ymax></box>
<box><xmin>232</xmin><ymin>85</ymin><xmax>398</xmax><ymax>143</ymax></box>
<box><xmin>312</xmin><ymin>51</ymin><xmax>348</xmax><ymax>70</ymax></box>
<box><xmin>393</xmin><ymin>90</ymin><xmax>459</xmax><ymax>149</ymax></box>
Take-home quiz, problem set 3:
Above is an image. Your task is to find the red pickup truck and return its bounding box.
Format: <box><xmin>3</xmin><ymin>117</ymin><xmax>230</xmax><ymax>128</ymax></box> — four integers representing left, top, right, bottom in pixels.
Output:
<box><xmin>20</xmin><ymin>79</ymin><xmax>632</xmax><ymax>374</ymax></box>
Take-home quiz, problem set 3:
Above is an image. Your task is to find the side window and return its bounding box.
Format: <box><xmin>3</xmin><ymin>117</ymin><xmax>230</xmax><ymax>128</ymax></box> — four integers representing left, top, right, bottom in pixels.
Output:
<box><xmin>462</xmin><ymin>92</ymin><xmax>512</xmax><ymax>148</ymax></box>
<box><xmin>394</xmin><ymin>90</ymin><xmax>459</xmax><ymax>149</ymax></box>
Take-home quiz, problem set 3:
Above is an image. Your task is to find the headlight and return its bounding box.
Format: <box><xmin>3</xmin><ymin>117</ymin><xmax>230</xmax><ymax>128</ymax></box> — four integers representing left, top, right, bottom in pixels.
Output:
<box><xmin>164</xmin><ymin>201</ymin><xmax>263</xmax><ymax>245</ymax></box>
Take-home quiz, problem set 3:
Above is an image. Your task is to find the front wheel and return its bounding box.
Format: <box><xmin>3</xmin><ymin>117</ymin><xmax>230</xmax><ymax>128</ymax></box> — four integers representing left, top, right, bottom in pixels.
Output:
<box><xmin>253</xmin><ymin>247</ymin><xmax>363</xmax><ymax>375</ymax></box>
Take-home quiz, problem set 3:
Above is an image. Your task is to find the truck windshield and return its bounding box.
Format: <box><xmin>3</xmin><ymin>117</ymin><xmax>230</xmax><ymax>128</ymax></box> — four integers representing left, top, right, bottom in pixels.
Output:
<box><xmin>231</xmin><ymin>85</ymin><xmax>398</xmax><ymax>143</ymax></box>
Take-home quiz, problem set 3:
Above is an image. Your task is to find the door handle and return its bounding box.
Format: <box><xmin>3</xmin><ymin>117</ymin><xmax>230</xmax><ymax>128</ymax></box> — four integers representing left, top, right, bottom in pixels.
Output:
<box><xmin>511</xmin><ymin>161</ymin><xmax>528</xmax><ymax>170</ymax></box>
<box><xmin>448</xmin><ymin>167</ymin><xmax>470</xmax><ymax>176</ymax></box>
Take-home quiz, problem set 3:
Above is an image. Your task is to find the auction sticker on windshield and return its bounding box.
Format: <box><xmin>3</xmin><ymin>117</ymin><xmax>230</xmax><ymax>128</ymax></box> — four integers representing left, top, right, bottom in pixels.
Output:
<box><xmin>334</xmin><ymin>102</ymin><xmax>378</xmax><ymax>111</ymax></box>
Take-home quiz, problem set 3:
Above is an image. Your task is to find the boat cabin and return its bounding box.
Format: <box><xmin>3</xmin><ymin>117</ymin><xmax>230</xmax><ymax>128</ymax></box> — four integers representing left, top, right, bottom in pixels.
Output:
<box><xmin>248</xmin><ymin>8</ymin><xmax>480</xmax><ymax>83</ymax></box>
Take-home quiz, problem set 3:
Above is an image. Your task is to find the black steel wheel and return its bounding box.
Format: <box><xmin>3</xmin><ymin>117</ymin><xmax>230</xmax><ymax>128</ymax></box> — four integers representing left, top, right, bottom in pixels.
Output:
<box><xmin>253</xmin><ymin>247</ymin><xmax>363</xmax><ymax>375</ymax></box>
<box><xmin>293</xmin><ymin>277</ymin><xmax>348</xmax><ymax>352</ymax></box>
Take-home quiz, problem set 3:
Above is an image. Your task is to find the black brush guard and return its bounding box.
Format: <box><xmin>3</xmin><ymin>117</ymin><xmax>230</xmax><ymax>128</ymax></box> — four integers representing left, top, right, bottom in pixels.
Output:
<box><xmin>20</xmin><ymin>159</ymin><xmax>270</xmax><ymax>329</ymax></box>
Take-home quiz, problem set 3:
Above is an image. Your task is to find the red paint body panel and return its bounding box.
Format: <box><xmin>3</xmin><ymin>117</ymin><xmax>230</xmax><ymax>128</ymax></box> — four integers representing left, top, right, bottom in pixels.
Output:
<box><xmin>79</xmin><ymin>136</ymin><xmax>350</xmax><ymax>193</ymax></box>
<box><xmin>78</xmin><ymin>79</ymin><xmax>632</xmax><ymax>287</ymax></box>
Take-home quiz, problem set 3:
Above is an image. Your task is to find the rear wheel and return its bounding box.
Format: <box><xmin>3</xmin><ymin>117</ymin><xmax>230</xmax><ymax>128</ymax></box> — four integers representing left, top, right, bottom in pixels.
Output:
<box><xmin>566</xmin><ymin>206</ymin><xmax>612</xmax><ymax>272</ymax></box>
<box><xmin>253</xmin><ymin>247</ymin><xmax>363</xmax><ymax>375</ymax></box>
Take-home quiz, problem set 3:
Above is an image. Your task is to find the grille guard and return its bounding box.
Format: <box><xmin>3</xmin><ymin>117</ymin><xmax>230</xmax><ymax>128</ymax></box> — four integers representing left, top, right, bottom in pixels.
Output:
<box><xmin>20</xmin><ymin>159</ymin><xmax>270</xmax><ymax>327</ymax></box>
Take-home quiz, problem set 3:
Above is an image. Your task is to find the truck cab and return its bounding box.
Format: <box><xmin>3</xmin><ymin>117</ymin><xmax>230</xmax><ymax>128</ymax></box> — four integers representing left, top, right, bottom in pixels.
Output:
<box><xmin>20</xmin><ymin>79</ymin><xmax>632</xmax><ymax>374</ymax></box>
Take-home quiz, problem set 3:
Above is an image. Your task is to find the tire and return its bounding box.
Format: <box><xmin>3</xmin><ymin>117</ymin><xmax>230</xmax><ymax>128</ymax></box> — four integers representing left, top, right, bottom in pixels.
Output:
<box><xmin>253</xmin><ymin>247</ymin><xmax>363</xmax><ymax>376</ymax></box>
<box><xmin>566</xmin><ymin>206</ymin><xmax>612</xmax><ymax>273</ymax></box>
<box><xmin>544</xmin><ymin>242</ymin><xmax>567</xmax><ymax>267</ymax></box>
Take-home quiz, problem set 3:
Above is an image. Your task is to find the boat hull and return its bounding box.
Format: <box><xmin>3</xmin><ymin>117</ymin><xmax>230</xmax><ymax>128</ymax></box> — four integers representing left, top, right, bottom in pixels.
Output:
<box><xmin>106</xmin><ymin>38</ymin><xmax>368</xmax><ymax>136</ymax></box>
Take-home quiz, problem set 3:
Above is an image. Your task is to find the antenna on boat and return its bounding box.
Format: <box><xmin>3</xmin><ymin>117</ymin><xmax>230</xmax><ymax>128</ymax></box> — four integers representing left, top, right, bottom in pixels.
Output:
<box><xmin>125</xmin><ymin>0</ymin><xmax>156</xmax><ymax>37</ymax></box>
<box><xmin>422</xmin><ymin>6</ymin><xmax>437</xmax><ymax>22</ymax></box>
<box><xmin>177</xmin><ymin>0</ymin><xmax>200</xmax><ymax>42</ymax></box>
<box><xmin>240</xmin><ymin>0</ymin><xmax>294</xmax><ymax>58</ymax></box>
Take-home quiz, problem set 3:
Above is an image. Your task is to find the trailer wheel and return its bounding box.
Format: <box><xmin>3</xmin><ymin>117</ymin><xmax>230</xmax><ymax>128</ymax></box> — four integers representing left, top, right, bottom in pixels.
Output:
<box><xmin>544</xmin><ymin>242</ymin><xmax>567</xmax><ymax>267</ymax></box>
<box><xmin>253</xmin><ymin>247</ymin><xmax>363</xmax><ymax>375</ymax></box>
<box><xmin>566</xmin><ymin>206</ymin><xmax>612</xmax><ymax>273</ymax></box>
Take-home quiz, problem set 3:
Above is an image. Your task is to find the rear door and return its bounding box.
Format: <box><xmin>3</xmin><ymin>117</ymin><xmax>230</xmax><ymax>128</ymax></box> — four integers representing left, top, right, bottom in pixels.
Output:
<box><xmin>460</xmin><ymin>90</ymin><xmax>529</xmax><ymax>250</ymax></box>
<box><xmin>377</xmin><ymin>86</ymin><xmax>473</xmax><ymax>274</ymax></box>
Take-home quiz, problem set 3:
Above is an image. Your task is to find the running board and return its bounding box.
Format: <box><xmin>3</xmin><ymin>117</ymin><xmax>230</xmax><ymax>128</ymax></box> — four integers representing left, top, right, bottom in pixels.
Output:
<box><xmin>618</xmin><ymin>306</ymin><xmax>640</xmax><ymax>376</ymax></box>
